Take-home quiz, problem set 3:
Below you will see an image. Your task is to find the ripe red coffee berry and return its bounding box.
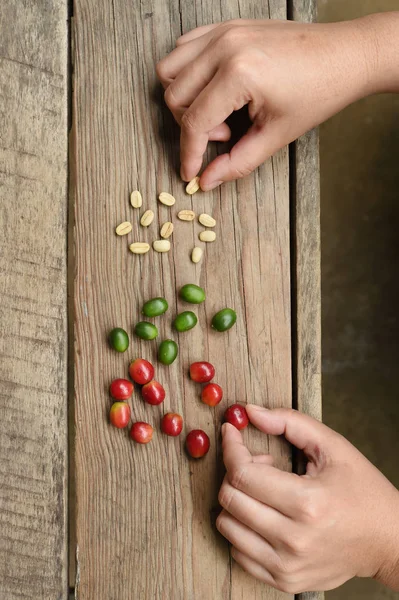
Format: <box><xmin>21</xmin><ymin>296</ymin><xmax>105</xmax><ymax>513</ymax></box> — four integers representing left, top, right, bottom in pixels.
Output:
<box><xmin>201</xmin><ymin>383</ymin><xmax>223</xmax><ymax>407</ymax></box>
<box><xmin>109</xmin><ymin>378</ymin><xmax>133</xmax><ymax>401</ymax></box>
<box><xmin>189</xmin><ymin>361</ymin><xmax>215</xmax><ymax>383</ymax></box>
<box><xmin>130</xmin><ymin>422</ymin><xmax>153</xmax><ymax>444</ymax></box>
<box><xmin>129</xmin><ymin>358</ymin><xmax>154</xmax><ymax>385</ymax></box>
<box><xmin>185</xmin><ymin>429</ymin><xmax>210</xmax><ymax>458</ymax></box>
<box><xmin>224</xmin><ymin>404</ymin><xmax>249</xmax><ymax>430</ymax></box>
<box><xmin>161</xmin><ymin>413</ymin><xmax>183</xmax><ymax>437</ymax></box>
<box><xmin>142</xmin><ymin>380</ymin><xmax>165</xmax><ymax>405</ymax></box>
<box><xmin>109</xmin><ymin>402</ymin><xmax>131</xmax><ymax>429</ymax></box>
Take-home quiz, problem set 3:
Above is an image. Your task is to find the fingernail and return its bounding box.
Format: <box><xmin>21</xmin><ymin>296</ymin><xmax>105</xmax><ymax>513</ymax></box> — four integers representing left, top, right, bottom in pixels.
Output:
<box><xmin>180</xmin><ymin>167</ymin><xmax>190</xmax><ymax>182</ymax></box>
<box><xmin>202</xmin><ymin>180</ymin><xmax>223</xmax><ymax>192</ymax></box>
<box><xmin>247</xmin><ymin>404</ymin><xmax>269</xmax><ymax>412</ymax></box>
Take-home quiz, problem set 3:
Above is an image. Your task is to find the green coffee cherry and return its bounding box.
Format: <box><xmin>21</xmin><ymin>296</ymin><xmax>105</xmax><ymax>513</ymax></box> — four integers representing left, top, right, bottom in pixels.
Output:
<box><xmin>134</xmin><ymin>321</ymin><xmax>158</xmax><ymax>340</ymax></box>
<box><xmin>158</xmin><ymin>339</ymin><xmax>178</xmax><ymax>365</ymax></box>
<box><xmin>173</xmin><ymin>311</ymin><xmax>198</xmax><ymax>332</ymax></box>
<box><xmin>142</xmin><ymin>297</ymin><xmax>168</xmax><ymax>318</ymax></box>
<box><xmin>211</xmin><ymin>308</ymin><xmax>237</xmax><ymax>332</ymax></box>
<box><xmin>179</xmin><ymin>284</ymin><xmax>205</xmax><ymax>304</ymax></box>
<box><xmin>108</xmin><ymin>328</ymin><xmax>129</xmax><ymax>352</ymax></box>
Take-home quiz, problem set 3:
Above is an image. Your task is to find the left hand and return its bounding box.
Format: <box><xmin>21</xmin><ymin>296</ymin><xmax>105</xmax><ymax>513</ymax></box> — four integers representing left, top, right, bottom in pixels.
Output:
<box><xmin>216</xmin><ymin>405</ymin><xmax>399</xmax><ymax>593</ymax></box>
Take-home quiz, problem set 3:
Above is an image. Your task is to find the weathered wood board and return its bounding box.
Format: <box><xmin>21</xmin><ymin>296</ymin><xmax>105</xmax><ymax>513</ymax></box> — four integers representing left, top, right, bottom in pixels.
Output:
<box><xmin>0</xmin><ymin>1</ymin><xmax>69</xmax><ymax>599</ymax></box>
<box><xmin>0</xmin><ymin>0</ymin><xmax>321</xmax><ymax>598</ymax></box>
<box><xmin>291</xmin><ymin>2</ymin><xmax>323</xmax><ymax>600</ymax></box>
<box><xmin>72</xmin><ymin>0</ymin><xmax>296</xmax><ymax>598</ymax></box>
<box><xmin>291</xmin><ymin>0</ymin><xmax>321</xmax><ymax>436</ymax></box>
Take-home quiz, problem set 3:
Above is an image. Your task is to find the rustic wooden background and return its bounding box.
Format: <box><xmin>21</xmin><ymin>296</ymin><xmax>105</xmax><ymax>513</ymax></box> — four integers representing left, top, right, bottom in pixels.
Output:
<box><xmin>0</xmin><ymin>0</ymin><xmax>321</xmax><ymax>599</ymax></box>
<box><xmin>72</xmin><ymin>1</ymin><xmax>292</xmax><ymax>598</ymax></box>
<box><xmin>0</xmin><ymin>1</ymin><xmax>69</xmax><ymax>599</ymax></box>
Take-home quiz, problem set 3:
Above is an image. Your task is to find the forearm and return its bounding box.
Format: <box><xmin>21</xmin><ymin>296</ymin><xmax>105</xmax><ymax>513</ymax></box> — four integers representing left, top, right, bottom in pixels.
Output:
<box><xmin>319</xmin><ymin>12</ymin><xmax>399</xmax><ymax>113</ymax></box>
<box><xmin>355</xmin><ymin>12</ymin><xmax>399</xmax><ymax>95</ymax></box>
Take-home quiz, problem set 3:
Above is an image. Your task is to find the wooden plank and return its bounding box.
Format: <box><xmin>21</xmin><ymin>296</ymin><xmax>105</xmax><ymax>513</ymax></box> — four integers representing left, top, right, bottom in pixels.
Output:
<box><xmin>292</xmin><ymin>129</ymin><xmax>322</xmax><ymax>425</ymax></box>
<box><xmin>72</xmin><ymin>0</ymin><xmax>294</xmax><ymax>598</ymax></box>
<box><xmin>291</xmin><ymin>1</ymin><xmax>321</xmax><ymax>423</ymax></box>
<box><xmin>292</xmin><ymin>128</ymin><xmax>323</xmax><ymax>600</ymax></box>
<box><xmin>290</xmin><ymin>2</ymin><xmax>323</xmax><ymax>600</ymax></box>
<box><xmin>0</xmin><ymin>1</ymin><xmax>69</xmax><ymax>599</ymax></box>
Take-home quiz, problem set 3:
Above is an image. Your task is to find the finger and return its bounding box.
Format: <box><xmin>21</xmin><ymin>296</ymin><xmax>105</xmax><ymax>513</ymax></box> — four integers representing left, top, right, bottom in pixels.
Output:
<box><xmin>176</xmin><ymin>20</ymin><xmax>264</xmax><ymax>45</ymax></box>
<box><xmin>231</xmin><ymin>548</ymin><xmax>278</xmax><ymax>587</ymax></box>
<box><xmin>222</xmin><ymin>423</ymin><xmax>253</xmax><ymax>472</ymax></box>
<box><xmin>164</xmin><ymin>52</ymin><xmax>218</xmax><ymax>119</ymax></box>
<box><xmin>246</xmin><ymin>406</ymin><xmax>337</xmax><ymax>466</ymax></box>
<box><xmin>216</xmin><ymin>510</ymin><xmax>279</xmax><ymax>568</ymax></box>
<box><xmin>162</xmin><ymin>48</ymin><xmax>232</xmax><ymax>147</ymax></box>
<box><xmin>252</xmin><ymin>454</ymin><xmax>274</xmax><ymax>466</ymax></box>
<box><xmin>218</xmin><ymin>476</ymin><xmax>289</xmax><ymax>545</ymax></box>
<box><xmin>166</xmin><ymin>101</ymin><xmax>231</xmax><ymax>142</ymax></box>
<box><xmin>209</xmin><ymin>123</ymin><xmax>232</xmax><ymax>142</ymax></box>
<box><xmin>156</xmin><ymin>35</ymin><xmax>212</xmax><ymax>87</ymax></box>
<box><xmin>200</xmin><ymin>118</ymin><xmax>284</xmax><ymax>191</ymax></box>
<box><xmin>180</xmin><ymin>67</ymin><xmax>248</xmax><ymax>180</ymax></box>
<box><xmin>163</xmin><ymin>21</ymin><xmax>264</xmax><ymax>85</ymax></box>
<box><xmin>176</xmin><ymin>24</ymin><xmax>221</xmax><ymax>46</ymax></box>
<box><xmin>222</xmin><ymin>422</ymin><xmax>305</xmax><ymax>517</ymax></box>
<box><xmin>228</xmin><ymin>463</ymin><xmax>305</xmax><ymax>518</ymax></box>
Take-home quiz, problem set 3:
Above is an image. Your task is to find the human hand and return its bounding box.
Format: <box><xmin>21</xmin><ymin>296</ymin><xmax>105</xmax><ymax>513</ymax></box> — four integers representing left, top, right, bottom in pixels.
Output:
<box><xmin>156</xmin><ymin>18</ymin><xmax>368</xmax><ymax>189</ymax></box>
<box><xmin>216</xmin><ymin>406</ymin><xmax>399</xmax><ymax>593</ymax></box>
<box><xmin>156</xmin><ymin>14</ymin><xmax>399</xmax><ymax>190</ymax></box>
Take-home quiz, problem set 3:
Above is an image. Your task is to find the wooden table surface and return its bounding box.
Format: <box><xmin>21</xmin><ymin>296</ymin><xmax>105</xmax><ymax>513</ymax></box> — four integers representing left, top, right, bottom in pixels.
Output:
<box><xmin>0</xmin><ymin>1</ymin><xmax>321</xmax><ymax>599</ymax></box>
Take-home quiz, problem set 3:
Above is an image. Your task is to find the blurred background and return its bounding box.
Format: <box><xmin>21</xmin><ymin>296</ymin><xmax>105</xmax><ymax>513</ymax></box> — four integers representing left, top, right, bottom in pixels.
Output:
<box><xmin>318</xmin><ymin>1</ymin><xmax>399</xmax><ymax>598</ymax></box>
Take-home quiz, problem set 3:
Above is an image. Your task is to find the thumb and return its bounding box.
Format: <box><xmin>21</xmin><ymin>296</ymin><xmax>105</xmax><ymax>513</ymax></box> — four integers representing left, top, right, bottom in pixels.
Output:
<box><xmin>246</xmin><ymin>406</ymin><xmax>339</xmax><ymax>465</ymax></box>
<box><xmin>200</xmin><ymin>118</ymin><xmax>284</xmax><ymax>191</ymax></box>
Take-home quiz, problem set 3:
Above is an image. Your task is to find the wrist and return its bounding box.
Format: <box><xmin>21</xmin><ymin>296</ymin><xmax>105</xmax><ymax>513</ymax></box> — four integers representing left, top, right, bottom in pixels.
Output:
<box><xmin>311</xmin><ymin>18</ymin><xmax>382</xmax><ymax>115</ymax></box>
<box><xmin>373</xmin><ymin>489</ymin><xmax>399</xmax><ymax>591</ymax></box>
<box><xmin>354</xmin><ymin>12</ymin><xmax>399</xmax><ymax>95</ymax></box>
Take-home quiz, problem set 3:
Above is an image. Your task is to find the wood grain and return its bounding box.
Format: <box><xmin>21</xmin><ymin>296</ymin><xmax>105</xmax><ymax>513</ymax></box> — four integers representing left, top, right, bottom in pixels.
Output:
<box><xmin>0</xmin><ymin>1</ymin><xmax>69</xmax><ymax>599</ymax></box>
<box><xmin>292</xmin><ymin>129</ymin><xmax>322</xmax><ymax>424</ymax></box>
<box><xmin>72</xmin><ymin>0</ymin><xmax>294</xmax><ymax>598</ymax></box>
<box><xmin>290</xmin><ymin>2</ymin><xmax>323</xmax><ymax>600</ymax></box>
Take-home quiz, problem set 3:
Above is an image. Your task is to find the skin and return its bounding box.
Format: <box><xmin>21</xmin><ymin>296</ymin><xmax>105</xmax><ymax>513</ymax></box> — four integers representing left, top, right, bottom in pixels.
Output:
<box><xmin>217</xmin><ymin>408</ymin><xmax>399</xmax><ymax>593</ymax></box>
<box><xmin>156</xmin><ymin>12</ymin><xmax>399</xmax><ymax>189</ymax></box>
<box><xmin>157</xmin><ymin>11</ymin><xmax>399</xmax><ymax>593</ymax></box>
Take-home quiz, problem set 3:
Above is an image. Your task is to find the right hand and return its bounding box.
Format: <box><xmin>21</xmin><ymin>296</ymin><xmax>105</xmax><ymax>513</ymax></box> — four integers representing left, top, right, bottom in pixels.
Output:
<box><xmin>156</xmin><ymin>15</ymin><xmax>396</xmax><ymax>189</ymax></box>
<box><xmin>216</xmin><ymin>406</ymin><xmax>399</xmax><ymax>593</ymax></box>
